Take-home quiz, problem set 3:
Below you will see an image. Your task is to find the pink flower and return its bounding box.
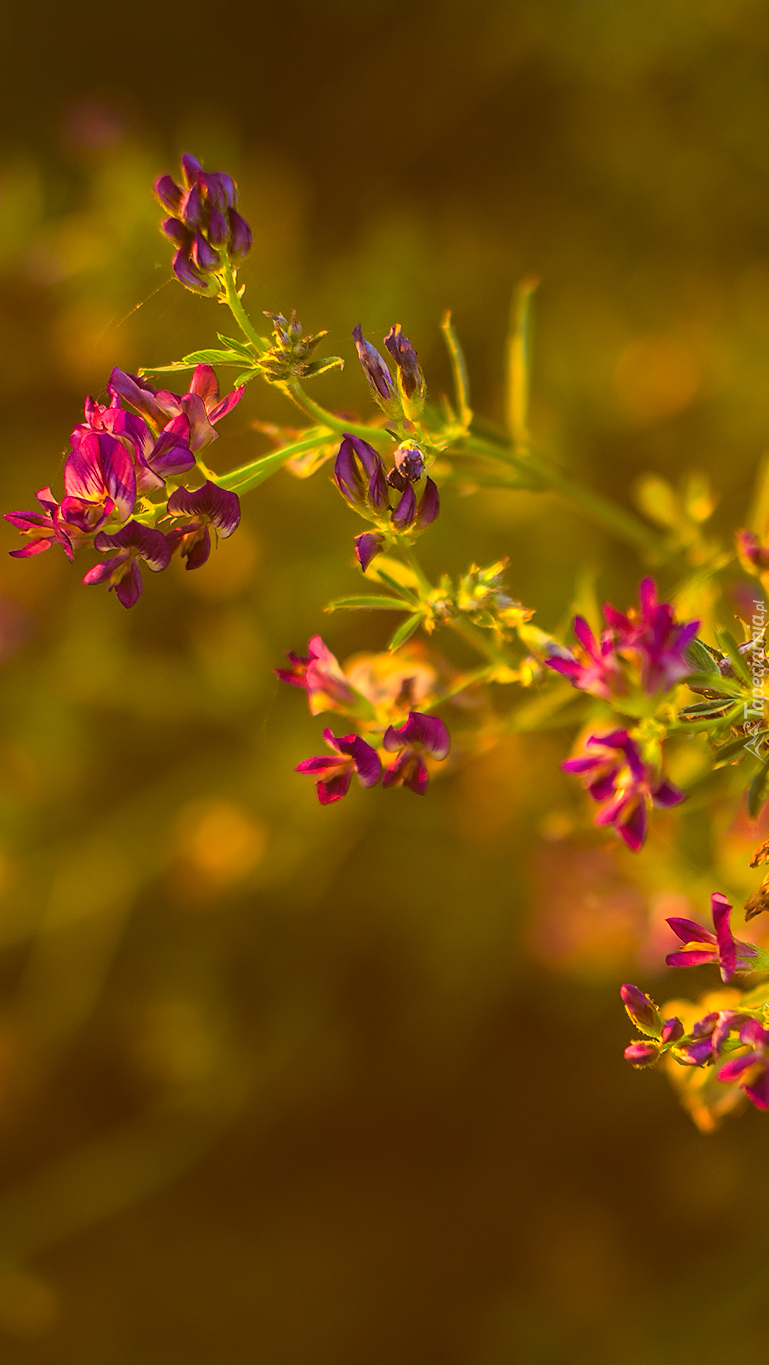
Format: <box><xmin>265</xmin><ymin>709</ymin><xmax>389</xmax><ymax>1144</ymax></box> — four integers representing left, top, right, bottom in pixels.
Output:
<box><xmin>546</xmin><ymin>578</ymin><xmax>699</xmax><ymax>701</ymax></box>
<box><xmin>563</xmin><ymin>729</ymin><xmax>684</xmax><ymax>852</ymax></box>
<box><xmin>666</xmin><ymin>893</ymin><xmax>763</xmax><ymax>982</ymax></box>
<box><xmin>296</xmin><ymin>730</ymin><xmax>382</xmax><ymax>804</ymax></box>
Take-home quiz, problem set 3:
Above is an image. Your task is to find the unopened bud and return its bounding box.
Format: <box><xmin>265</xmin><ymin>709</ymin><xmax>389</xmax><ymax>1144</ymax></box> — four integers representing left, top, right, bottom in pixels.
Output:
<box><xmin>624</xmin><ymin>1040</ymin><xmax>660</xmax><ymax>1068</ymax></box>
<box><xmin>620</xmin><ymin>983</ymin><xmax>662</xmax><ymax>1038</ymax></box>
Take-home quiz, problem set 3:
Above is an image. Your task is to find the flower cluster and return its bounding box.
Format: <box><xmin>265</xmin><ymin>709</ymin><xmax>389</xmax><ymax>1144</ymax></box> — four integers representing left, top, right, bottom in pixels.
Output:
<box><xmin>7</xmin><ymin>365</ymin><xmax>242</xmax><ymax>606</ymax></box>
<box><xmin>277</xmin><ymin>636</ymin><xmax>451</xmax><ymax>802</ymax></box>
<box><xmin>562</xmin><ymin>729</ymin><xmax>684</xmax><ymax>851</ymax></box>
<box><xmin>546</xmin><ymin>578</ymin><xmax>699</xmax><ymax>704</ymax></box>
<box><xmin>154</xmin><ymin>155</ymin><xmax>252</xmax><ymax>294</ymax></box>
<box><xmin>623</xmin><ymin>895</ymin><xmax>769</xmax><ymax>1125</ymax></box>
<box><xmin>334</xmin><ymin>434</ymin><xmax>439</xmax><ymax>571</ymax></box>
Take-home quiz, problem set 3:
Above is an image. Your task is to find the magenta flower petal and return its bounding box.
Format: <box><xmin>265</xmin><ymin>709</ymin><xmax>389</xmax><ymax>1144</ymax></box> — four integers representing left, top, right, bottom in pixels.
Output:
<box><xmin>154</xmin><ymin>175</ymin><xmax>183</xmax><ymax>213</ymax></box>
<box><xmin>666</xmin><ymin>917</ymin><xmax>716</xmax><ymax>945</ymax></box>
<box><xmin>665</xmin><ymin>948</ymin><xmax>717</xmax><ymax>969</ymax></box>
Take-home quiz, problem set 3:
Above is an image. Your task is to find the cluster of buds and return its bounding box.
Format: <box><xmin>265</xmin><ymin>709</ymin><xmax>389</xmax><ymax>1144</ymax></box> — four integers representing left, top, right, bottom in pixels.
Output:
<box><xmin>154</xmin><ymin>155</ymin><xmax>252</xmax><ymax>294</ymax></box>
<box><xmin>562</xmin><ymin>729</ymin><xmax>684</xmax><ymax>852</ymax></box>
<box><xmin>353</xmin><ymin>324</ymin><xmax>426</xmax><ymax>422</ymax></box>
<box><xmin>7</xmin><ymin>366</ymin><xmax>242</xmax><ymax>606</ymax></box>
<box><xmin>259</xmin><ymin>311</ymin><xmax>342</xmax><ymax>383</ymax></box>
<box><xmin>623</xmin><ymin>895</ymin><xmax>769</xmax><ymax>1120</ymax></box>
<box><xmin>546</xmin><ymin>578</ymin><xmax>699</xmax><ymax>706</ymax></box>
<box><xmin>334</xmin><ymin>434</ymin><xmax>439</xmax><ymax>571</ymax></box>
<box><xmin>276</xmin><ymin>636</ymin><xmax>451</xmax><ymax>802</ymax></box>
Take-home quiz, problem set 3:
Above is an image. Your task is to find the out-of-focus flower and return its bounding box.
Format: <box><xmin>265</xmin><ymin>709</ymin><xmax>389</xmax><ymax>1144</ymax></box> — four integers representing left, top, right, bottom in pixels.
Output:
<box><xmin>109</xmin><ymin>365</ymin><xmax>243</xmax><ymax>454</ymax></box>
<box><xmin>665</xmin><ymin>892</ymin><xmax>767</xmax><ymax>982</ymax></box>
<box><xmin>384</xmin><ymin>325</ymin><xmax>425</xmax><ymax>417</ymax></box>
<box><xmin>296</xmin><ymin>729</ymin><xmax>382</xmax><ymax>804</ymax></box>
<box><xmin>382</xmin><ymin>711</ymin><xmax>450</xmax><ymax>794</ymax></box>
<box><xmin>546</xmin><ymin>578</ymin><xmax>699</xmax><ymax>702</ymax></box>
<box><xmin>82</xmin><ymin>521</ymin><xmax>171</xmax><ymax>608</ymax></box>
<box><xmin>275</xmin><ymin>636</ymin><xmax>357</xmax><ymax>715</ymax></box>
<box><xmin>717</xmin><ymin>1018</ymin><xmax>769</xmax><ymax>1110</ymax></box>
<box><xmin>166</xmin><ymin>481</ymin><xmax>241</xmax><ymax>570</ymax></box>
<box><xmin>155</xmin><ymin>154</ymin><xmax>252</xmax><ymax>293</ymax></box>
<box><xmin>562</xmin><ymin>729</ymin><xmax>685</xmax><ymax>852</ymax></box>
<box><xmin>737</xmin><ymin>529</ymin><xmax>769</xmax><ymax>576</ymax></box>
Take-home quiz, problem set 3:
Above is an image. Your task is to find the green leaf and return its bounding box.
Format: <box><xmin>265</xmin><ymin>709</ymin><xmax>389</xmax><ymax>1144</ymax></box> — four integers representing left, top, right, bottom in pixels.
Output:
<box><xmin>715</xmin><ymin>628</ymin><xmax>751</xmax><ymax>686</ymax></box>
<box><xmin>712</xmin><ymin>734</ymin><xmax>754</xmax><ymax>765</ymax></box>
<box><xmin>388</xmin><ymin>613</ymin><xmax>423</xmax><ymax>650</ymax></box>
<box><xmin>303</xmin><ymin>355</ymin><xmax>345</xmax><ymax>379</ymax></box>
<box><xmin>748</xmin><ymin>752</ymin><xmax>769</xmax><ymax>818</ymax></box>
<box><xmin>684</xmin><ymin>638</ymin><xmax>721</xmax><ymax>677</ymax></box>
<box><xmin>182</xmin><ymin>348</ymin><xmax>257</xmax><ymax>367</ymax></box>
<box><xmin>232</xmin><ymin>369</ymin><xmax>262</xmax><ymax>387</ymax></box>
<box><xmin>217</xmin><ymin>333</ymin><xmax>256</xmax><ymax>358</ymax></box>
<box><xmin>327</xmin><ymin>595</ymin><xmax>411</xmax><ymax>612</ymax></box>
<box><xmin>679</xmin><ymin>700</ymin><xmax>730</xmax><ymax>717</ymax></box>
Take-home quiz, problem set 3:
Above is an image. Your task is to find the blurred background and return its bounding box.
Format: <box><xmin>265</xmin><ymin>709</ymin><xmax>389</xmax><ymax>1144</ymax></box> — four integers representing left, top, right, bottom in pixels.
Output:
<box><xmin>3</xmin><ymin>1</ymin><xmax>769</xmax><ymax>1361</ymax></box>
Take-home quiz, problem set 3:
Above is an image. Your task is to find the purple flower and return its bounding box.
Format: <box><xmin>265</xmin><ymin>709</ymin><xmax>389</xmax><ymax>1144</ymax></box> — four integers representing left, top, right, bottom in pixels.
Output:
<box><xmin>546</xmin><ymin>578</ymin><xmax>700</xmax><ymax>701</ymax></box>
<box><xmin>666</xmin><ymin>893</ymin><xmax>762</xmax><ymax>982</ymax></box>
<box><xmin>562</xmin><ymin>729</ymin><xmax>685</xmax><ymax>852</ymax></box>
<box><xmin>717</xmin><ymin>1018</ymin><xmax>769</xmax><ymax>1110</ymax></box>
<box><xmin>72</xmin><ymin>394</ymin><xmax>196</xmax><ymax>495</ymax></box>
<box><xmin>275</xmin><ymin>636</ymin><xmax>357</xmax><ymax>716</ymax></box>
<box><xmin>62</xmin><ymin>431</ymin><xmax>137</xmax><ymax>528</ymax></box>
<box><xmin>387</xmin><ymin>441</ymin><xmax>425</xmax><ymax>491</ymax></box>
<box><xmin>620</xmin><ymin>983</ymin><xmax>662</xmax><ymax>1036</ymax></box>
<box><xmin>333</xmin><ymin>434</ymin><xmax>389</xmax><ymax>512</ymax></box>
<box><xmin>352</xmin><ymin>325</ymin><xmax>401</xmax><ymax>417</ymax></box>
<box><xmin>166</xmin><ymin>480</ymin><xmax>241</xmax><ymax>570</ymax></box>
<box><xmin>354</xmin><ymin>532</ymin><xmax>385</xmax><ymax>573</ymax></box>
<box><xmin>82</xmin><ymin>521</ymin><xmax>171</xmax><ymax>608</ymax></box>
<box><xmin>384</xmin><ymin>325</ymin><xmax>425</xmax><ymax>408</ymax></box>
<box><xmin>296</xmin><ymin>729</ymin><xmax>382</xmax><ymax>804</ymax></box>
<box><xmin>382</xmin><ymin>711</ymin><xmax>450</xmax><ymax>794</ymax></box>
<box><xmin>154</xmin><ymin>155</ymin><xmax>252</xmax><ymax>290</ymax></box>
<box><xmin>390</xmin><ymin>476</ymin><xmax>440</xmax><ymax>531</ymax></box>
<box><xmin>109</xmin><ymin>365</ymin><xmax>243</xmax><ymax>454</ymax></box>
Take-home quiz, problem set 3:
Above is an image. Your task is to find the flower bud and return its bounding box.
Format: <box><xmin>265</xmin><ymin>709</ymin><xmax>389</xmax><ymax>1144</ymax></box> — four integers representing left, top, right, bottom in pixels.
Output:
<box><xmin>624</xmin><ymin>1040</ymin><xmax>660</xmax><ymax>1068</ymax></box>
<box><xmin>620</xmin><ymin>983</ymin><xmax>662</xmax><ymax>1037</ymax></box>
<box><xmin>353</xmin><ymin>326</ymin><xmax>402</xmax><ymax>418</ymax></box>
<box><xmin>355</xmin><ymin>531</ymin><xmax>385</xmax><ymax>572</ymax></box>
<box><xmin>384</xmin><ymin>324</ymin><xmax>425</xmax><ymax>418</ymax></box>
<box><xmin>660</xmin><ymin>1016</ymin><xmax>684</xmax><ymax>1045</ymax></box>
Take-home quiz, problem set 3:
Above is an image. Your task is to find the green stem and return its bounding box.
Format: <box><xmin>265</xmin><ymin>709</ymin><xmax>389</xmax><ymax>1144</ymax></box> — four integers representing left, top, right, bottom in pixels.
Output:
<box><xmin>216</xmin><ymin>435</ymin><xmax>326</xmax><ymax>493</ymax></box>
<box><xmin>218</xmin><ymin>262</ymin><xmax>266</xmax><ymax>351</ymax></box>
<box><xmin>284</xmin><ymin>381</ymin><xmax>390</xmax><ymax>442</ymax></box>
<box><xmin>425</xmin><ymin>664</ymin><xmax>496</xmax><ymax>710</ymax></box>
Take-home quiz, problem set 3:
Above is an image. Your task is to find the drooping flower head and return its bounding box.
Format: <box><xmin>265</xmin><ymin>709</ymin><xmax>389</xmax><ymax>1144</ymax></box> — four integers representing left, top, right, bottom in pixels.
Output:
<box><xmin>166</xmin><ymin>481</ymin><xmax>241</xmax><ymax>570</ymax></box>
<box><xmin>382</xmin><ymin>711</ymin><xmax>450</xmax><ymax>794</ymax></box>
<box><xmin>82</xmin><ymin>521</ymin><xmax>171</xmax><ymax>608</ymax></box>
<box><xmin>546</xmin><ymin>578</ymin><xmax>700</xmax><ymax>703</ymax></box>
<box><xmin>562</xmin><ymin>729</ymin><xmax>685</xmax><ymax>851</ymax></box>
<box><xmin>296</xmin><ymin>729</ymin><xmax>382</xmax><ymax>804</ymax></box>
<box><xmin>665</xmin><ymin>892</ymin><xmax>768</xmax><ymax>982</ymax></box>
<box><xmin>155</xmin><ymin>154</ymin><xmax>252</xmax><ymax>293</ymax></box>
